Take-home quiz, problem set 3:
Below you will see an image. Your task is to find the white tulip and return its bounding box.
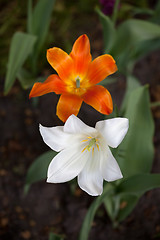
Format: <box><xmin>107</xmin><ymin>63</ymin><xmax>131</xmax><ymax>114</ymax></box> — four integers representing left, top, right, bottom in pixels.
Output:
<box><xmin>40</xmin><ymin>115</ymin><xmax>129</xmax><ymax>196</ymax></box>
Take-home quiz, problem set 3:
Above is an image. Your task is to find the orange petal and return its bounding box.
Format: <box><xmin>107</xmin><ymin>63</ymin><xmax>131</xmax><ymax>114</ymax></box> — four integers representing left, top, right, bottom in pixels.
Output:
<box><xmin>86</xmin><ymin>54</ymin><xmax>117</xmax><ymax>85</ymax></box>
<box><xmin>70</xmin><ymin>34</ymin><xmax>92</xmax><ymax>76</ymax></box>
<box><xmin>29</xmin><ymin>74</ymin><xmax>67</xmax><ymax>98</ymax></box>
<box><xmin>47</xmin><ymin>47</ymin><xmax>73</xmax><ymax>83</ymax></box>
<box><xmin>57</xmin><ymin>94</ymin><xmax>82</xmax><ymax>122</ymax></box>
<box><xmin>82</xmin><ymin>85</ymin><xmax>113</xmax><ymax>115</ymax></box>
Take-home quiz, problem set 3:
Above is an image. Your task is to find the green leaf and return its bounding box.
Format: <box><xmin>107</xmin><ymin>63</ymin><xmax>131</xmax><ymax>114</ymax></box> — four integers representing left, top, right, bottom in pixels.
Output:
<box><xmin>132</xmin><ymin>7</ymin><xmax>154</xmax><ymax>16</ymax></box>
<box><xmin>110</xmin><ymin>19</ymin><xmax>160</xmax><ymax>72</ymax></box>
<box><xmin>116</xmin><ymin>193</ymin><xmax>140</xmax><ymax>222</ymax></box>
<box><xmin>96</xmin><ymin>8</ymin><xmax>115</xmax><ymax>53</ymax></box>
<box><xmin>100</xmin><ymin>76</ymin><xmax>117</xmax><ymax>86</ymax></box>
<box><xmin>117</xmin><ymin>173</ymin><xmax>160</xmax><ymax>194</ymax></box>
<box><xmin>119</xmin><ymin>85</ymin><xmax>154</xmax><ymax>177</ymax></box>
<box><xmin>32</xmin><ymin>0</ymin><xmax>55</xmax><ymax>51</ymax></box>
<box><xmin>25</xmin><ymin>150</ymin><xmax>56</xmax><ymax>185</ymax></box>
<box><xmin>79</xmin><ymin>185</ymin><xmax>113</xmax><ymax>240</ymax></box>
<box><xmin>103</xmin><ymin>193</ymin><xmax>120</xmax><ymax>224</ymax></box>
<box><xmin>120</xmin><ymin>75</ymin><xmax>141</xmax><ymax>113</ymax></box>
<box><xmin>17</xmin><ymin>68</ymin><xmax>45</xmax><ymax>89</ymax></box>
<box><xmin>111</xmin><ymin>19</ymin><xmax>160</xmax><ymax>57</ymax></box>
<box><xmin>4</xmin><ymin>32</ymin><xmax>37</xmax><ymax>95</ymax></box>
<box><xmin>103</xmin><ymin>194</ymin><xmax>115</xmax><ymax>221</ymax></box>
<box><xmin>49</xmin><ymin>232</ymin><xmax>64</xmax><ymax>240</ymax></box>
<box><xmin>151</xmin><ymin>0</ymin><xmax>160</xmax><ymax>24</ymax></box>
<box><xmin>130</xmin><ymin>38</ymin><xmax>160</xmax><ymax>63</ymax></box>
<box><xmin>111</xmin><ymin>0</ymin><xmax>120</xmax><ymax>25</ymax></box>
<box><xmin>151</xmin><ymin>101</ymin><xmax>160</xmax><ymax>108</ymax></box>
<box><xmin>27</xmin><ymin>0</ymin><xmax>33</xmax><ymax>34</ymax></box>
<box><xmin>116</xmin><ymin>173</ymin><xmax>160</xmax><ymax>222</ymax></box>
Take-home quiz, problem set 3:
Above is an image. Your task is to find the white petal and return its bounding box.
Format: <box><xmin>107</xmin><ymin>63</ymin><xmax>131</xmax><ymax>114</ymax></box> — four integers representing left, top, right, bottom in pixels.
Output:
<box><xmin>100</xmin><ymin>146</ymin><xmax>123</xmax><ymax>182</ymax></box>
<box><xmin>64</xmin><ymin>114</ymin><xmax>97</xmax><ymax>135</ymax></box>
<box><xmin>78</xmin><ymin>148</ymin><xmax>103</xmax><ymax>196</ymax></box>
<box><xmin>95</xmin><ymin>118</ymin><xmax>129</xmax><ymax>148</ymax></box>
<box><xmin>47</xmin><ymin>141</ymin><xmax>88</xmax><ymax>183</ymax></box>
<box><xmin>39</xmin><ymin>124</ymin><xmax>72</xmax><ymax>152</ymax></box>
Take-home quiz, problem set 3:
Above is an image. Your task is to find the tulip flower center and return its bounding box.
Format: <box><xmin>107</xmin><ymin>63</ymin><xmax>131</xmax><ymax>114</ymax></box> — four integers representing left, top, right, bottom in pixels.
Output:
<box><xmin>67</xmin><ymin>76</ymin><xmax>89</xmax><ymax>96</ymax></box>
<box><xmin>76</xmin><ymin>76</ymin><xmax>81</xmax><ymax>88</ymax></box>
<box><xmin>82</xmin><ymin>137</ymin><xmax>99</xmax><ymax>155</ymax></box>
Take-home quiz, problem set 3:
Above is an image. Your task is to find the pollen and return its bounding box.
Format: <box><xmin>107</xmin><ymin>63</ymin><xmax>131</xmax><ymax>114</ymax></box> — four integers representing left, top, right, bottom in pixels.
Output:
<box><xmin>82</xmin><ymin>137</ymin><xmax>99</xmax><ymax>154</ymax></box>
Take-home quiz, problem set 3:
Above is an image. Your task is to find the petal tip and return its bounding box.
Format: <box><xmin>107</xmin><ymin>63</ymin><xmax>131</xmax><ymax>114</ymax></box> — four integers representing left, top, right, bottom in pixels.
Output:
<box><xmin>46</xmin><ymin>177</ymin><xmax>54</xmax><ymax>183</ymax></box>
<box><xmin>46</xmin><ymin>48</ymin><xmax>52</xmax><ymax>56</ymax></box>
<box><xmin>78</xmin><ymin>184</ymin><xmax>103</xmax><ymax>196</ymax></box>
<box><xmin>79</xmin><ymin>33</ymin><xmax>88</xmax><ymax>40</ymax></box>
<box><xmin>39</xmin><ymin>124</ymin><xmax>46</xmax><ymax>141</ymax></box>
<box><xmin>29</xmin><ymin>89</ymin><xmax>34</xmax><ymax>99</ymax></box>
<box><xmin>39</xmin><ymin>123</ymin><xmax>43</xmax><ymax>133</ymax></box>
<box><xmin>46</xmin><ymin>48</ymin><xmax>53</xmax><ymax>60</ymax></box>
<box><xmin>107</xmin><ymin>170</ymin><xmax>123</xmax><ymax>182</ymax></box>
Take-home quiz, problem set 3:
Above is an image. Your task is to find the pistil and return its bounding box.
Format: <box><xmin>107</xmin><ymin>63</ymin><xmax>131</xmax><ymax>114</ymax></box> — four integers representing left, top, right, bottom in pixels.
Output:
<box><xmin>82</xmin><ymin>137</ymin><xmax>99</xmax><ymax>154</ymax></box>
<box><xmin>76</xmin><ymin>77</ymin><xmax>81</xmax><ymax>88</ymax></box>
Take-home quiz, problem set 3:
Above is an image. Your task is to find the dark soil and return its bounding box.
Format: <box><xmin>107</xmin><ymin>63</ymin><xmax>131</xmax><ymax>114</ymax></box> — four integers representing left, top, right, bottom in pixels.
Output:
<box><xmin>1</xmin><ymin>1</ymin><xmax>160</xmax><ymax>238</ymax></box>
<box><xmin>0</xmin><ymin>49</ymin><xmax>160</xmax><ymax>240</ymax></box>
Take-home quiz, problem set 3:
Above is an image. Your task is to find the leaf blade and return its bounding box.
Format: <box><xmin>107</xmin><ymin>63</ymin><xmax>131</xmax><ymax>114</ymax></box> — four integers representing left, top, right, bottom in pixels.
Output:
<box><xmin>25</xmin><ymin>150</ymin><xmax>56</xmax><ymax>185</ymax></box>
<box><xmin>32</xmin><ymin>0</ymin><xmax>55</xmax><ymax>51</ymax></box>
<box><xmin>4</xmin><ymin>32</ymin><xmax>37</xmax><ymax>94</ymax></box>
<box><xmin>119</xmin><ymin>85</ymin><xmax>154</xmax><ymax>177</ymax></box>
<box><xmin>117</xmin><ymin>173</ymin><xmax>160</xmax><ymax>194</ymax></box>
<box><xmin>96</xmin><ymin>8</ymin><xmax>116</xmax><ymax>53</ymax></box>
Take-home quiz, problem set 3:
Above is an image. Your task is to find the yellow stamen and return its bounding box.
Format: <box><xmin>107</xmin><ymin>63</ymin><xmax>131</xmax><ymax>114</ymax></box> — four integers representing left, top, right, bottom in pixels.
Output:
<box><xmin>81</xmin><ymin>139</ymin><xmax>89</xmax><ymax>142</ymax></box>
<box><xmin>81</xmin><ymin>137</ymin><xmax>99</xmax><ymax>154</ymax></box>
<box><xmin>82</xmin><ymin>146</ymin><xmax>87</xmax><ymax>152</ymax></box>
<box><xmin>96</xmin><ymin>143</ymin><xmax>99</xmax><ymax>151</ymax></box>
<box><xmin>92</xmin><ymin>147</ymin><xmax>94</xmax><ymax>156</ymax></box>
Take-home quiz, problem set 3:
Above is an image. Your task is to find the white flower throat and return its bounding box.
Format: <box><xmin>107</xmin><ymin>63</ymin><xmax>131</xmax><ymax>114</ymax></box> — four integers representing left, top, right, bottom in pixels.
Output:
<box><xmin>82</xmin><ymin>136</ymin><xmax>100</xmax><ymax>155</ymax></box>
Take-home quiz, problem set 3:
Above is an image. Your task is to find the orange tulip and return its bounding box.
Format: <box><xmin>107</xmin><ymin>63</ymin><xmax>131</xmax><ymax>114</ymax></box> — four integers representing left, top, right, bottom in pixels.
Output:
<box><xmin>29</xmin><ymin>34</ymin><xmax>117</xmax><ymax>122</ymax></box>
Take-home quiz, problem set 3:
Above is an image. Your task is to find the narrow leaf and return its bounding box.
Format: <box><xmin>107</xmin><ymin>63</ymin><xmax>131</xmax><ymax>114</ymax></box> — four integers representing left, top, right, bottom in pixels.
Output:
<box><xmin>116</xmin><ymin>193</ymin><xmax>140</xmax><ymax>222</ymax></box>
<box><xmin>96</xmin><ymin>8</ymin><xmax>115</xmax><ymax>53</ymax></box>
<box><xmin>27</xmin><ymin>0</ymin><xmax>33</xmax><ymax>34</ymax></box>
<box><xmin>32</xmin><ymin>0</ymin><xmax>55</xmax><ymax>51</ymax></box>
<box><xmin>4</xmin><ymin>32</ymin><xmax>37</xmax><ymax>94</ymax></box>
<box><xmin>103</xmin><ymin>195</ymin><xmax>115</xmax><ymax>221</ymax></box>
<box><xmin>117</xmin><ymin>173</ymin><xmax>160</xmax><ymax>194</ymax></box>
<box><xmin>25</xmin><ymin>150</ymin><xmax>56</xmax><ymax>185</ymax></box>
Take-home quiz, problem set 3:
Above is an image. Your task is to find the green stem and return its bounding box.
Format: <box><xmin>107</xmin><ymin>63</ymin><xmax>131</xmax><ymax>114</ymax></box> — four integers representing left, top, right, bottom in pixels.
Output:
<box><xmin>150</xmin><ymin>101</ymin><xmax>160</xmax><ymax>108</ymax></box>
<box><xmin>112</xmin><ymin>0</ymin><xmax>120</xmax><ymax>26</ymax></box>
